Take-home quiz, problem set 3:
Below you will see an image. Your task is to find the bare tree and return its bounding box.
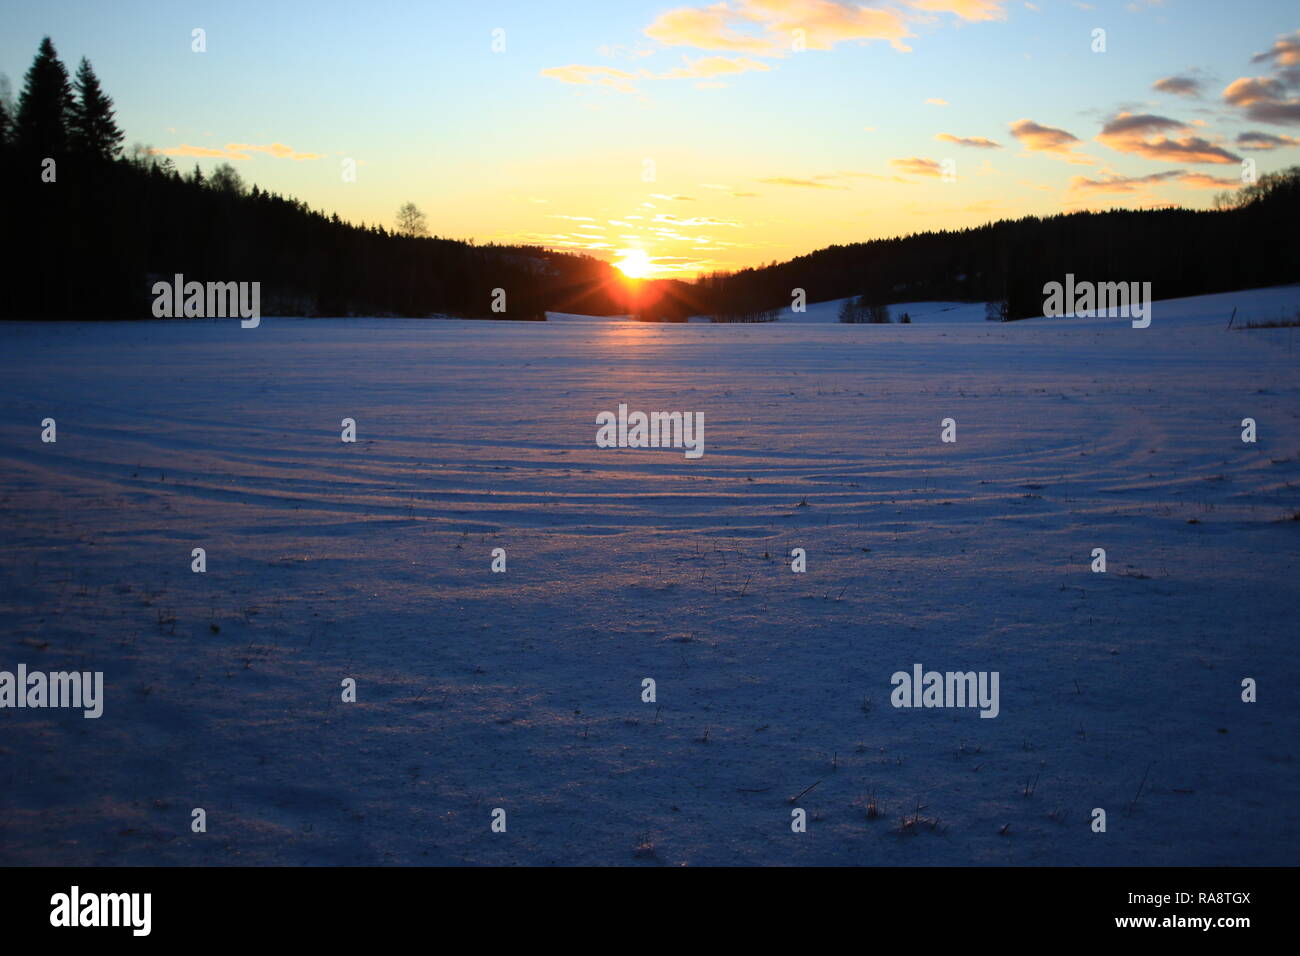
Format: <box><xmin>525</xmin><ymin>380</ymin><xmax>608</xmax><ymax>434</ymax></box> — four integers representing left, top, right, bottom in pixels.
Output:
<box><xmin>395</xmin><ymin>201</ymin><xmax>428</xmax><ymax>238</ymax></box>
<box><xmin>210</xmin><ymin>162</ymin><xmax>246</xmax><ymax>195</ymax></box>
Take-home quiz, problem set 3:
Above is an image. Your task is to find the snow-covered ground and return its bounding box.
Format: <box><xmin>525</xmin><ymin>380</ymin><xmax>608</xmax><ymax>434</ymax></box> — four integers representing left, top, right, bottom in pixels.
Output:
<box><xmin>1</xmin><ymin>285</ymin><xmax>1298</xmax><ymax>866</ymax></box>
<box><xmin>769</xmin><ymin>297</ymin><xmax>991</xmax><ymax>324</ymax></box>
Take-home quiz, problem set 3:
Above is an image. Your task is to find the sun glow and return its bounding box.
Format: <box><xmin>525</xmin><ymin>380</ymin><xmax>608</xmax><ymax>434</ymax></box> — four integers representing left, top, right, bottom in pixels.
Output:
<box><xmin>614</xmin><ymin>248</ymin><xmax>654</xmax><ymax>280</ymax></box>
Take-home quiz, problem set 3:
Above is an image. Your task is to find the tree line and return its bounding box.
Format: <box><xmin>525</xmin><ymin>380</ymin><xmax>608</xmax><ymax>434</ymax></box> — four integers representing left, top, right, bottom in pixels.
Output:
<box><xmin>0</xmin><ymin>37</ymin><xmax>630</xmax><ymax>320</ymax></box>
<box><xmin>679</xmin><ymin>168</ymin><xmax>1299</xmax><ymax>322</ymax></box>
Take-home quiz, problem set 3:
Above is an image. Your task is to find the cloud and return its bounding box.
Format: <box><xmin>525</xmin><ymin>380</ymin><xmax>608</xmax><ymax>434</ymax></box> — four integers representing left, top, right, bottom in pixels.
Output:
<box><xmin>1067</xmin><ymin>170</ymin><xmax>1183</xmax><ymax>193</ymax></box>
<box><xmin>891</xmin><ymin>157</ymin><xmax>945</xmax><ymax>177</ymax></box>
<box><xmin>1068</xmin><ymin>169</ymin><xmax>1240</xmax><ymax>193</ymax></box>
<box><xmin>1250</xmin><ymin>29</ymin><xmax>1300</xmax><ymax>67</ymax></box>
<box><xmin>547</xmin><ymin>1</ymin><xmax>1012</xmax><ymax>97</ymax></box>
<box><xmin>644</xmin><ymin>4</ymin><xmax>783</xmax><ymax>55</ymax></box>
<box><xmin>911</xmin><ymin>0</ymin><xmax>1008</xmax><ymax>20</ymax></box>
<box><xmin>1096</xmin><ymin>112</ymin><xmax>1240</xmax><ymax>163</ymax></box>
<box><xmin>154</xmin><ymin>144</ymin><xmax>234</xmax><ymax>159</ymax></box>
<box><xmin>1008</xmin><ymin>118</ymin><xmax>1092</xmax><ymax>163</ymax></box>
<box><xmin>645</xmin><ymin>0</ymin><xmax>923</xmax><ymax>56</ymax></box>
<box><xmin>1153</xmin><ymin>74</ymin><xmax>1201</xmax><ymax>96</ymax></box>
<box><xmin>1221</xmin><ymin>31</ymin><xmax>1300</xmax><ymax>125</ymax></box>
<box><xmin>153</xmin><ymin>142</ymin><xmax>323</xmax><ymax>161</ymax></box>
<box><xmin>925</xmin><ymin>97</ymin><xmax>950</xmax><ymax>106</ymax></box>
<box><xmin>649</xmin><ymin>193</ymin><xmax>698</xmax><ymax>200</ymax></box>
<box><xmin>542</xmin><ymin>53</ymin><xmax>769</xmax><ymax>93</ymax></box>
<box><xmin>757</xmin><ymin>176</ymin><xmax>846</xmax><ymax>189</ymax></box>
<box><xmin>1222</xmin><ymin>75</ymin><xmax>1300</xmax><ymax>125</ymax></box>
<box><xmin>653</xmin><ymin>213</ymin><xmax>742</xmax><ymax>226</ymax></box>
<box><xmin>936</xmin><ymin>133</ymin><xmax>1001</xmax><ymax>148</ymax></box>
<box><xmin>540</xmin><ymin>64</ymin><xmax>644</xmax><ymax>93</ymax></box>
<box><xmin>659</xmin><ymin>55</ymin><xmax>773</xmax><ymax>78</ymax></box>
<box><xmin>1236</xmin><ymin>130</ymin><xmax>1300</xmax><ymax>150</ymax></box>
<box><xmin>1177</xmin><ymin>172</ymin><xmax>1240</xmax><ymax>189</ymax></box>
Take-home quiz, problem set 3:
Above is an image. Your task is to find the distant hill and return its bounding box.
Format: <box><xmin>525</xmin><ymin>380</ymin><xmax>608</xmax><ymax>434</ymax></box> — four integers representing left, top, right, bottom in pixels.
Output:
<box><xmin>659</xmin><ymin>169</ymin><xmax>1299</xmax><ymax>323</ymax></box>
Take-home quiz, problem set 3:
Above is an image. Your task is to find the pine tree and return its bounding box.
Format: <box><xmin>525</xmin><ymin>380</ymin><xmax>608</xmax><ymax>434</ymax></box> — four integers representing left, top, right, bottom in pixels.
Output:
<box><xmin>0</xmin><ymin>74</ymin><xmax>14</xmax><ymax>152</ymax></box>
<box><xmin>69</xmin><ymin>57</ymin><xmax>123</xmax><ymax>161</ymax></box>
<box><xmin>15</xmin><ymin>37</ymin><xmax>75</xmax><ymax>156</ymax></box>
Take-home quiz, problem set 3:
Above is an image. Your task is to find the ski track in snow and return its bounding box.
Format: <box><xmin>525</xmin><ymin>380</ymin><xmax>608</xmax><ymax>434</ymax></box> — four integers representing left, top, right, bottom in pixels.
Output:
<box><xmin>1</xmin><ymin>286</ymin><xmax>1298</xmax><ymax>865</ymax></box>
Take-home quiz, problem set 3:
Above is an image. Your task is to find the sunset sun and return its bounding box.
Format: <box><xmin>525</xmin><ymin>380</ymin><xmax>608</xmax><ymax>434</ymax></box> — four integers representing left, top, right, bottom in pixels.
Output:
<box><xmin>614</xmin><ymin>248</ymin><xmax>654</xmax><ymax>280</ymax></box>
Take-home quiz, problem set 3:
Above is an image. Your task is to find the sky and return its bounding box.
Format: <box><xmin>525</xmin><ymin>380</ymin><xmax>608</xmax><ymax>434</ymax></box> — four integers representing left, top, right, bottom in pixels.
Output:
<box><xmin>2</xmin><ymin>0</ymin><xmax>1298</xmax><ymax>277</ymax></box>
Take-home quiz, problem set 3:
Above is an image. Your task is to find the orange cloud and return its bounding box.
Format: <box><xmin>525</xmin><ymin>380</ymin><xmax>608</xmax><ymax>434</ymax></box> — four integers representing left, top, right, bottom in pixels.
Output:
<box><xmin>1178</xmin><ymin>172</ymin><xmax>1240</xmax><ymax>189</ymax></box>
<box><xmin>1250</xmin><ymin>29</ymin><xmax>1300</xmax><ymax>67</ymax></box>
<box><xmin>757</xmin><ymin>176</ymin><xmax>846</xmax><ymax>188</ymax></box>
<box><xmin>911</xmin><ymin>0</ymin><xmax>1008</xmax><ymax>20</ymax></box>
<box><xmin>1067</xmin><ymin>170</ymin><xmax>1182</xmax><ymax>193</ymax></box>
<box><xmin>891</xmin><ymin>156</ymin><xmax>945</xmax><ymax>177</ymax></box>
<box><xmin>1220</xmin><ymin>31</ymin><xmax>1300</xmax><ymax>126</ymax></box>
<box><xmin>936</xmin><ymin>133</ymin><xmax>1001</xmax><ymax>148</ymax></box>
<box><xmin>540</xmin><ymin>64</ymin><xmax>644</xmax><ymax>93</ymax></box>
<box><xmin>644</xmin><ymin>4</ymin><xmax>781</xmax><ymax>55</ymax></box>
<box><xmin>645</xmin><ymin>0</ymin><xmax>916</xmax><ymax>56</ymax></box>
<box><xmin>1067</xmin><ymin>169</ymin><xmax>1240</xmax><ymax>194</ymax></box>
<box><xmin>1096</xmin><ymin>113</ymin><xmax>1240</xmax><ymax>164</ymax></box>
<box><xmin>1222</xmin><ymin>75</ymin><xmax>1300</xmax><ymax>125</ymax></box>
<box><xmin>1236</xmin><ymin>130</ymin><xmax>1300</xmax><ymax>150</ymax></box>
<box><xmin>227</xmin><ymin>142</ymin><xmax>324</xmax><ymax>161</ymax></box>
<box><xmin>1008</xmin><ymin>118</ymin><xmax>1092</xmax><ymax>164</ymax></box>
<box><xmin>152</xmin><ymin>142</ymin><xmax>322</xmax><ymax>161</ymax></box>
<box><xmin>659</xmin><ymin>55</ymin><xmax>773</xmax><ymax>78</ymax></box>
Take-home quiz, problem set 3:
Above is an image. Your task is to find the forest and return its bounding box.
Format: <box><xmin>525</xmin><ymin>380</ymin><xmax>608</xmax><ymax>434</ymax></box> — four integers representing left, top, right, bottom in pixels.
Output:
<box><xmin>0</xmin><ymin>37</ymin><xmax>629</xmax><ymax>320</ymax></box>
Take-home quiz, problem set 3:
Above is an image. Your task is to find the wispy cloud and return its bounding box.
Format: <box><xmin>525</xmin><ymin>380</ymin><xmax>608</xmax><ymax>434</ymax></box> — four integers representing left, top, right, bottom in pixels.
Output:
<box><xmin>757</xmin><ymin>176</ymin><xmax>846</xmax><ymax>189</ymax></box>
<box><xmin>658</xmin><ymin>55</ymin><xmax>773</xmax><ymax>79</ymax></box>
<box><xmin>1236</xmin><ymin>130</ymin><xmax>1300</xmax><ymax>150</ymax></box>
<box><xmin>153</xmin><ymin>142</ymin><xmax>323</xmax><ymax>161</ymax></box>
<box><xmin>891</xmin><ymin>156</ymin><xmax>945</xmax><ymax>177</ymax></box>
<box><xmin>914</xmin><ymin>0</ymin><xmax>1008</xmax><ymax>20</ymax></box>
<box><xmin>1067</xmin><ymin>170</ymin><xmax>1183</xmax><ymax>193</ymax></box>
<box><xmin>653</xmin><ymin>213</ymin><xmax>742</xmax><ymax>227</ymax></box>
<box><xmin>936</xmin><ymin>133</ymin><xmax>1001</xmax><ymax>148</ymax></box>
<box><xmin>1068</xmin><ymin>169</ymin><xmax>1239</xmax><ymax>193</ymax></box>
<box><xmin>1178</xmin><ymin>172</ymin><xmax>1240</xmax><ymax>189</ymax></box>
<box><xmin>540</xmin><ymin>64</ymin><xmax>645</xmax><ymax>93</ymax></box>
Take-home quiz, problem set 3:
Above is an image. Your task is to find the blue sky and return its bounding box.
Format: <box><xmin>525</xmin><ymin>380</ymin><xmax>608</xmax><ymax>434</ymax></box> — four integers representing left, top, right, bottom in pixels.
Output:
<box><xmin>3</xmin><ymin>1</ymin><xmax>1297</xmax><ymax>275</ymax></box>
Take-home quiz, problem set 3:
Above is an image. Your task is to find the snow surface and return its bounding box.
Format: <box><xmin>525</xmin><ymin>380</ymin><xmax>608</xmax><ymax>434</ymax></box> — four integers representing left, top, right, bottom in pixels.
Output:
<box><xmin>769</xmin><ymin>297</ymin><xmax>992</xmax><ymax>324</ymax></box>
<box><xmin>1</xmin><ymin>284</ymin><xmax>1298</xmax><ymax>866</ymax></box>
